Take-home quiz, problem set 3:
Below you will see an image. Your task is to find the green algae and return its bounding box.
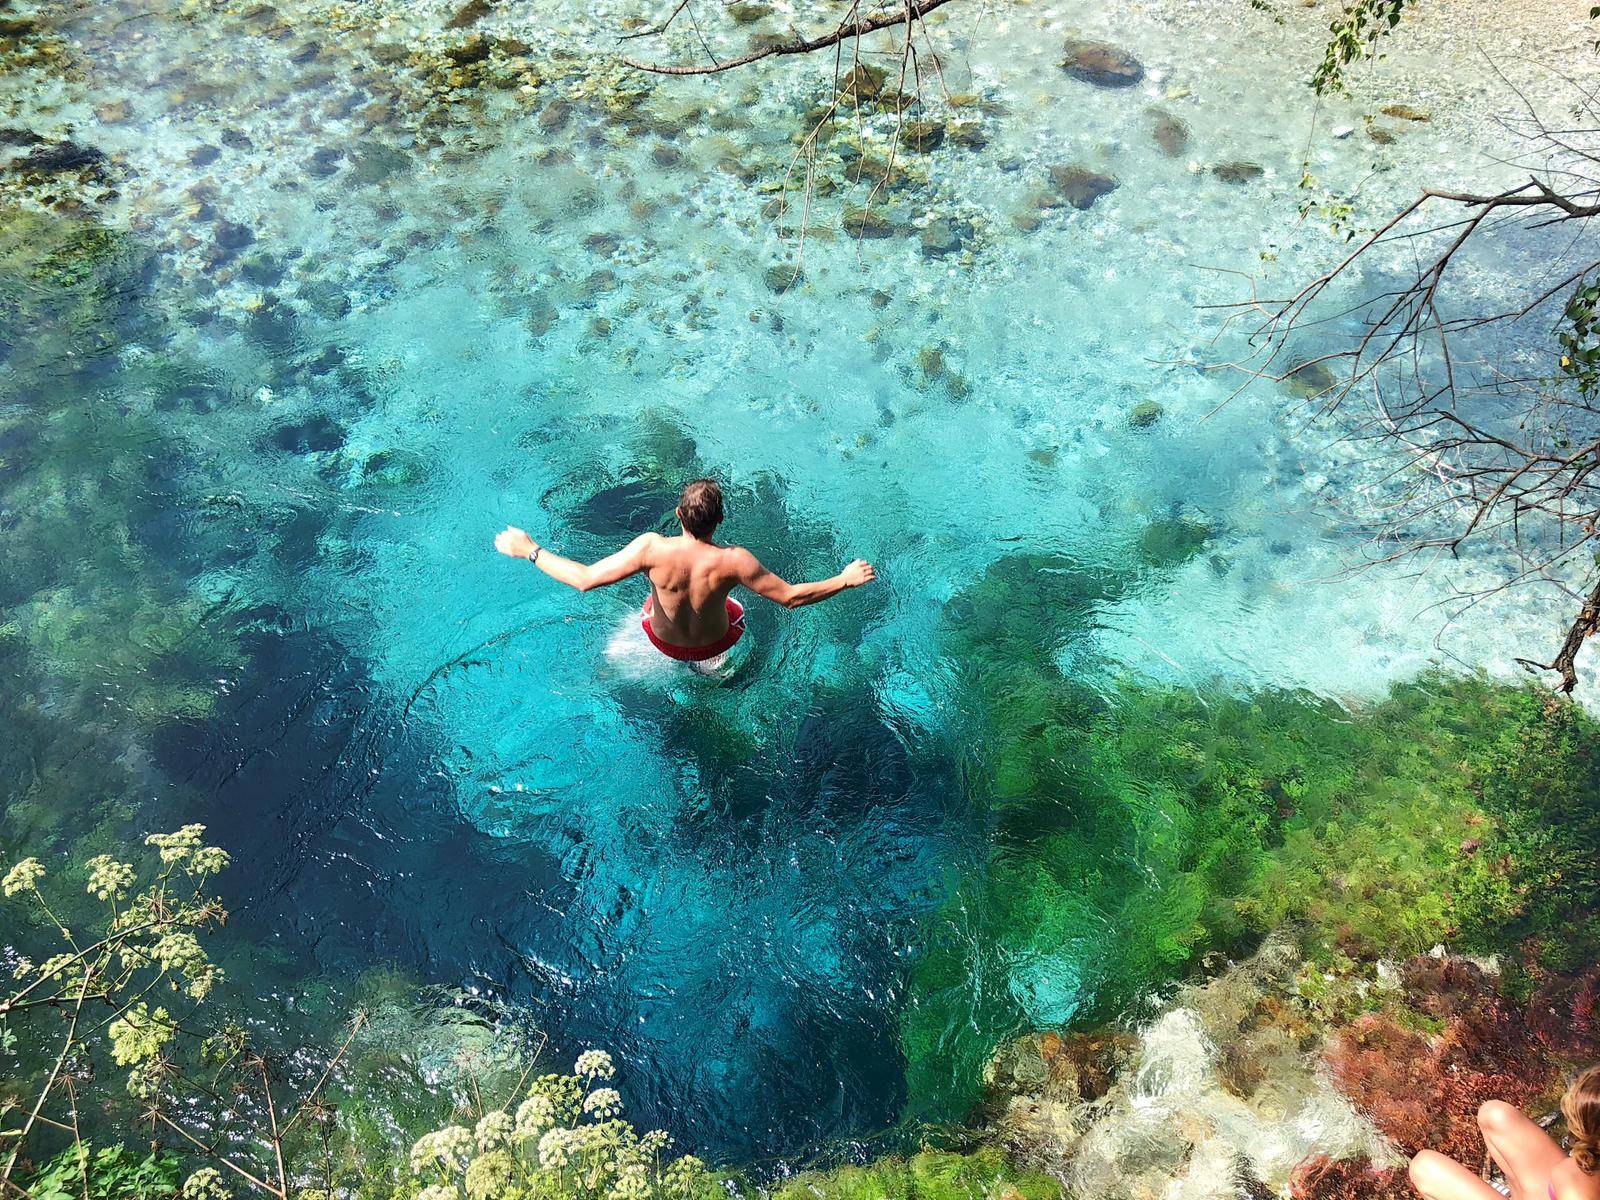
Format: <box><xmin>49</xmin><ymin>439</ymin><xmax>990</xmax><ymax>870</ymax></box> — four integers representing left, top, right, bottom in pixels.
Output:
<box><xmin>771</xmin><ymin>1148</ymin><xmax>1061</xmax><ymax>1200</ymax></box>
<box><xmin>901</xmin><ymin>548</ymin><xmax>1600</xmax><ymax>1121</ymax></box>
<box><xmin>0</xmin><ymin>207</ymin><xmax>243</xmax><ymax>733</ymax></box>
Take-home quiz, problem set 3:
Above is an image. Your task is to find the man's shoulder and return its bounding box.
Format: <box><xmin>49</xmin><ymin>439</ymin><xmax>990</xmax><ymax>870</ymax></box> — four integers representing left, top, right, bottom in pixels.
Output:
<box><xmin>717</xmin><ymin>544</ymin><xmax>761</xmax><ymax>574</ymax></box>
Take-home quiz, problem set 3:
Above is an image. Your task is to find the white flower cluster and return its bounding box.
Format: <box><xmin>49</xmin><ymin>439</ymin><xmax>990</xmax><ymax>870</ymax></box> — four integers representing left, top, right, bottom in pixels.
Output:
<box><xmin>143</xmin><ymin>826</ymin><xmax>231</xmax><ymax>876</ymax></box>
<box><xmin>474</xmin><ymin>1111</ymin><xmax>513</xmax><ymax>1151</ymax></box>
<box><xmin>575</xmin><ymin>1049</ymin><xmax>616</xmax><ymax>1079</ymax></box>
<box><xmin>146</xmin><ymin>825</ymin><xmax>207</xmax><ymax>864</ymax></box>
<box><xmin>85</xmin><ymin>855</ymin><xmax>136</xmax><ymax>902</ymax></box>
<box><xmin>2</xmin><ymin>857</ymin><xmax>44</xmax><ymax>897</ymax></box>
<box><xmin>583</xmin><ymin>1087</ymin><xmax>622</xmax><ymax>1119</ymax></box>
<box><xmin>410</xmin><ymin>1125</ymin><xmax>475</xmax><ymax>1175</ymax></box>
<box><xmin>537</xmin><ymin>1127</ymin><xmax>578</xmax><ymax>1170</ymax></box>
<box><xmin>404</xmin><ymin>1053</ymin><xmax>714</xmax><ymax>1200</ymax></box>
<box><xmin>514</xmin><ymin>1094</ymin><xmax>556</xmax><ymax>1137</ymax></box>
<box><xmin>180</xmin><ymin>1167</ymin><xmax>230</xmax><ymax>1200</ymax></box>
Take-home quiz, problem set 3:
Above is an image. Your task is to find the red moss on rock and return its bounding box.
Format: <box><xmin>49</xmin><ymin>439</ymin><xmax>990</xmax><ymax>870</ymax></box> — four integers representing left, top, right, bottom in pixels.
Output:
<box><xmin>1290</xmin><ymin>1155</ymin><xmax>1411</xmax><ymax>1200</ymax></box>
<box><xmin>1326</xmin><ymin>957</ymin><xmax>1597</xmax><ymax>1162</ymax></box>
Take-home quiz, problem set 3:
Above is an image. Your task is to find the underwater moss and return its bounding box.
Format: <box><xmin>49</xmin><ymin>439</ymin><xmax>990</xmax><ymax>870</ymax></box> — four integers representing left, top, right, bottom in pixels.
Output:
<box><xmin>902</xmin><ymin>550</ymin><xmax>1600</xmax><ymax>1119</ymax></box>
<box><xmin>770</xmin><ymin>1148</ymin><xmax>1060</xmax><ymax>1200</ymax></box>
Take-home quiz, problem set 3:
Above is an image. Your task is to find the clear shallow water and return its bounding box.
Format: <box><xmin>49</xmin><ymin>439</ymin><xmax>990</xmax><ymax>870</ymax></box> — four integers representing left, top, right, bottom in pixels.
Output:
<box><xmin>2</xmin><ymin>0</ymin><xmax>1595</xmax><ymax>1162</ymax></box>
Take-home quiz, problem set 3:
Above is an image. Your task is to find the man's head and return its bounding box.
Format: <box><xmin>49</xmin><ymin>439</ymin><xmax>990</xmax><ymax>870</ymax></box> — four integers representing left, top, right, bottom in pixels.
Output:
<box><xmin>677</xmin><ymin>478</ymin><xmax>724</xmax><ymax>540</ymax></box>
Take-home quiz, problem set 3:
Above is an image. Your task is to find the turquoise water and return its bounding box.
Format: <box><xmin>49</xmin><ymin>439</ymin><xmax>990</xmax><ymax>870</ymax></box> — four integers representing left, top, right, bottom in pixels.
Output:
<box><xmin>0</xmin><ymin>0</ymin><xmax>1588</xmax><ymax>1162</ymax></box>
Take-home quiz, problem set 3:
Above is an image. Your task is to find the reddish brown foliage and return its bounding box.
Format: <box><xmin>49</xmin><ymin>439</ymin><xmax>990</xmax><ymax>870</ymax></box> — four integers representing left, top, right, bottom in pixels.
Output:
<box><xmin>1290</xmin><ymin>1155</ymin><xmax>1411</xmax><ymax>1200</ymax></box>
<box><xmin>1327</xmin><ymin>957</ymin><xmax>1594</xmax><ymax>1161</ymax></box>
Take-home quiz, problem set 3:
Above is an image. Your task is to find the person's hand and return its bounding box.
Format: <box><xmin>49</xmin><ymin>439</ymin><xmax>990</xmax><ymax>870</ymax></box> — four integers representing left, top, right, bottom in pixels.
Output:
<box><xmin>840</xmin><ymin>559</ymin><xmax>876</xmax><ymax>587</ymax></box>
<box><xmin>495</xmin><ymin>526</ymin><xmax>538</xmax><ymax>560</ymax></box>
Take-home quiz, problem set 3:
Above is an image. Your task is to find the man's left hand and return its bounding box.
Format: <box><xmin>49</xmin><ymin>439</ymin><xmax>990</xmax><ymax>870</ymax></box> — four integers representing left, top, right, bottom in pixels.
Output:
<box><xmin>495</xmin><ymin>526</ymin><xmax>538</xmax><ymax>560</ymax></box>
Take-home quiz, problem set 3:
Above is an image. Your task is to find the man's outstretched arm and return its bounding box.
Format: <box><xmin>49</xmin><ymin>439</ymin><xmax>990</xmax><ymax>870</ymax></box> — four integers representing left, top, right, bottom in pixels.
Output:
<box><xmin>495</xmin><ymin>526</ymin><xmax>651</xmax><ymax>592</ymax></box>
<box><xmin>734</xmin><ymin>550</ymin><xmax>875</xmax><ymax>609</ymax></box>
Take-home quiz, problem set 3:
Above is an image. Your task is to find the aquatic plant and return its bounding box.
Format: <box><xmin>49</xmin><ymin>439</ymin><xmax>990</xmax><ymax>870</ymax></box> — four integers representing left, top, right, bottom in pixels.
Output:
<box><xmin>1289</xmin><ymin>1155</ymin><xmax>1410</xmax><ymax>1200</ymax></box>
<box><xmin>767</xmin><ymin>1147</ymin><xmax>1060</xmax><ymax>1200</ymax></box>
<box><xmin>906</xmin><ymin>553</ymin><xmax>1600</xmax><ymax>1118</ymax></box>
<box><xmin>1326</xmin><ymin>955</ymin><xmax>1600</xmax><ymax>1163</ymax></box>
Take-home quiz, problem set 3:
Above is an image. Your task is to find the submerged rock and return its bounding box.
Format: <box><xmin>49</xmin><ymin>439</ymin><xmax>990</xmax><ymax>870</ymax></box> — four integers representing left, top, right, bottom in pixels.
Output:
<box><xmin>920</xmin><ymin>216</ymin><xmax>972</xmax><ymax>258</ymax></box>
<box><xmin>569</xmin><ymin>478</ymin><xmax>676</xmax><ymax>536</ymax></box>
<box><xmin>1049</xmin><ymin>164</ymin><xmax>1119</xmax><ymax>210</ymax></box>
<box><xmin>1061</xmin><ymin>39</ymin><xmax>1145</xmax><ymax>88</ymax></box>
<box><xmin>1284</xmin><ymin>359</ymin><xmax>1338</xmax><ymax>399</ymax></box>
<box><xmin>1138</xmin><ymin>513</ymin><xmax>1213</xmax><ymax>568</ymax></box>
<box><xmin>842</xmin><ymin>205</ymin><xmax>898</xmax><ymax>239</ymax></box>
<box><xmin>361</xmin><ymin>448</ymin><xmax>430</xmax><ymax>489</ymax></box>
<box><xmin>1380</xmin><ymin>103</ymin><xmax>1430</xmax><ymax>121</ymax></box>
<box><xmin>1149</xmin><ymin>108</ymin><xmax>1190</xmax><ymax>157</ymax></box>
<box><xmin>1212</xmin><ymin>160</ymin><xmax>1265</xmax><ymax>184</ymax></box>
<box><xmin>538</xmin><ymin>97</ymin><xmax>573</xmax><ymax>131</ymax></box>
<box><xmin>726</xmin><ymin>1</ymin><xmax>772</xmax><ymax>22</ymax></box>
<box><xmin>444</xmin><ymin>0</ymin><xmax>494</xmax><ymax>28</ymax></box>
<box><xmin>308</xmin><ymin>146</ymin><xmax>344</xmax><ymax>176</ymax></box>
<box><xmin>764</xmin><ymin>263</ymin><xmax>803</xmax><ymax>292</ymax></box>
<box><xmin>444</xmin><ymin>35</ymin><xmax>492</xmax><ymax>65</ymax></box>
<box><xmin>1128</xmin><ymin>399</ymin><xmax>1164</xmax><ymax>428</ymax></box>
<box><xmin>17</xmin><ymin>140</ymin><xmax>106</xmax><ymax>174</ymax></box>
<box><xmin>214</xmin><ymin>219</ymin><xmax>255</xmax><ymax>254</ymax></box>
<box><xmin>900</xmin><ymin>118</ymin><xmax>945</xmax><ymax>152</ymax></box>
<box><xmin>267</xmin><ymin>414</ymin><xmax>346</xmax><ymax>455</ymax></box>
<box><xmin>352</xmin><ymin>142</ymin><xmax>408</xmax><ymax>185</ymax></box>
<box><xmin>837</xmin><ymin>63</ymin><xmax>888</xmax><ymax>100</ymax></box>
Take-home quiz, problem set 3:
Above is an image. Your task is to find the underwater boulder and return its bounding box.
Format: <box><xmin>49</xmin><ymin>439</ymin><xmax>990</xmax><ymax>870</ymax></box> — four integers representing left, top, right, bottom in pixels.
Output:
<box><xmin>1128</xmin><ymin>399</ymin><xmax>1164</xmax><ymax>428</ymax></box>
<box><xmin>837</xmin><ymin>63</ymin><xmax>889</xmax><ymax>100</ymax></box>
<box><xmin>1284</xmin><ymin>359</ymin><xmax>1338</xmax><ymax>399</ymax></box>
<box><xmin>307</xmin><ymin>146</ymin><xmax>344</xmax><ymax>177</ymax></box>
<box><xmin>1061</xmin><ymin>39</ymin><xmax>1145</xmax><ymax>88</ymax></box>
<box><xmin>1137</xmin><ymin>514</ymin><xmax>1212</xmax><ymax>568</ymax></box>
<box><xmin>726</xmin><ymin>1</ymin><xmax>772</xmax><ymax>21</ymax></box>
<box><xmin>538</xmin><ymin>97</ymin><xmax>573</xmax><ymax>131</ymax></box>
<box><xmin>920</xmin><ymin>217</ymin><xmax>972</xmax><ymax>258</ymax></box>
<box><xmin>1149</xmin><ymin>108</ymin><xmax>1190</xmax><ymax>157</ymax></box>
<box><xmin>266</xmin><ymin>414</ymin><xmax>346</xmax><ymax>455</ymax></box>
<box><xmin>901</xmin><ymin>118</ymin><xmax>946</xmax><ymax>152</ymax></box>
<box><xmin>445</xmin><ymin>0</ymin><xmax>495</xmax><ymax>28</ymax></box>
<box><xmin>214</xmin><ymin>218</ymin><xmax>255</xmax><ymax>254</ymax></box>
<box><xmin>352</xmin><ymin>142</ymin><xmax>409</xmax><ymax>185</ymax></box>
<box><xmin>1049</xmin><ymin>164</ymin><xmax>1119</xmax><ymax>211</ymax></box>
<box><xmin>1212</xmin><ymin>160</ymin><xmax>1265</xmax><ymax>184</ymax></box>
<box><xmin>361</xmin><ymin>448</ymin><xmax>430</xmax><ymax>489</ymax></box>
<box><xmin>764</xmin><ymin>263</ymin><xmax>803</xmax><ymax>292</ymax></box>
<box><xmin>567</xmin><ymin>477</ymin><xmax>677</xmax><ymax>536</ymax></box>
<box><xmin>17</xmin><ymin>140</ymin><xmax>106</xmax><ymax>175</ymax></box>
<box><xmin>842</xmin><ymin>205</ymin><xmax>899</xmax><ymax>239</ymax></box>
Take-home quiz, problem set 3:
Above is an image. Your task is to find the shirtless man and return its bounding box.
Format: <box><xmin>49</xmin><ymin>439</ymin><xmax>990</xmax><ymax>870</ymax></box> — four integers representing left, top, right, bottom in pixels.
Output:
<box><xmin>494</xmin><ymin>478</ymin><xmax>875</xmax><ymax>664</ymax></box>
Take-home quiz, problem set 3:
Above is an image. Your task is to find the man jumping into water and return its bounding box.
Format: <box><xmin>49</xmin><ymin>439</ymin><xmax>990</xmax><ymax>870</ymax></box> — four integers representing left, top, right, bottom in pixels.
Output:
<box><xmin>494</xmin><ymin>478</ymin><xmax>875</xmax><ymax>665</ymax></box>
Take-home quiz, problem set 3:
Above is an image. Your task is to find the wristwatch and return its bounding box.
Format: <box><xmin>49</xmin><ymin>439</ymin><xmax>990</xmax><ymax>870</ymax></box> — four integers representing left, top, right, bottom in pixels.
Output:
<box><xmin>530</xmin><ymin>545</ymin><xmax>542</xmax><ymax>565</ymax></box>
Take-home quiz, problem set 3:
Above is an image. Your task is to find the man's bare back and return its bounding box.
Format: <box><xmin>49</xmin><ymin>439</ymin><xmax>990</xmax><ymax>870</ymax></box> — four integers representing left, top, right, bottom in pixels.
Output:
<box><xmin>494</xmin><ymin>478</ymin><xmax>875</xmax><ymax>654</ymax></box>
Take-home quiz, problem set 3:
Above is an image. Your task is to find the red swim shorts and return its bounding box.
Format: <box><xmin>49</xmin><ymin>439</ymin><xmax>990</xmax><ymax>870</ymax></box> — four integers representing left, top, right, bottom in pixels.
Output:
<box><xmin>641</xmin><ymin>595</ymin><xmax>746</xmax><ymax>662</ymax></box>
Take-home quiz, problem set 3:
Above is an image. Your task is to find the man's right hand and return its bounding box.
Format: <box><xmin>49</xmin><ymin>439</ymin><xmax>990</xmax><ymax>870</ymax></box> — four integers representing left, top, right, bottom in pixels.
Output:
<box><xmin>840</xmin><ymin>559</ymin><xmax>876</xmax><ymax>587</ymax></box>
<box><xmin>495</xmin><ymin>526</ymin><xmax>538</xmax><ymax>560</ymax></box>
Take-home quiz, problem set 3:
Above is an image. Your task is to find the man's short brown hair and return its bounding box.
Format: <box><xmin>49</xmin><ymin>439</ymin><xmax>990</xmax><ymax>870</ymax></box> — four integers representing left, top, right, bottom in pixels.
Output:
<box><xmin>678</xmin><ymin>478</ymin><xmax>724</xmax><ymax>538</ymax></box>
